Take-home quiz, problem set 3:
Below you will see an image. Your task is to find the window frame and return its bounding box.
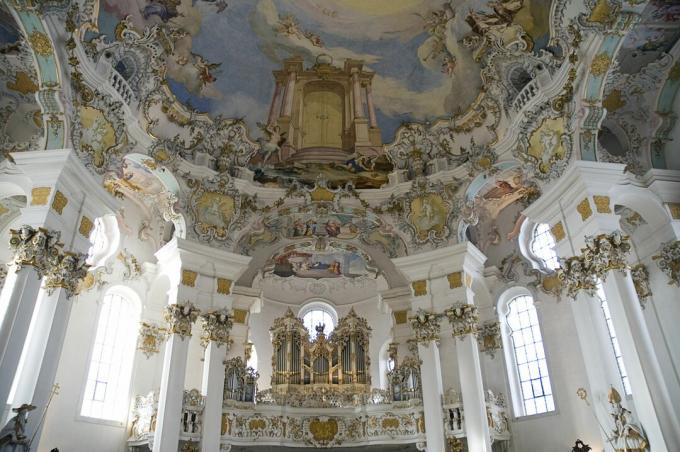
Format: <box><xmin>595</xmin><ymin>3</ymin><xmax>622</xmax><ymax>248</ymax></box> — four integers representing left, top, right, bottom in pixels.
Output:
<box><xmin>498</xmin><ymin>287</ymin><xmax>557</xmax><ymax>419</ymax></box>
<box><xmin>77</xmin><ymin>286</ymin><xmax>141</xmax><ymax>426</ymax></box>
<box><xmin>298</xmin><ymin>300</ymin><xmax>338</xmax><ymax>339</ymax></box>
<box><xmin>518</xmin><ymin>221</ymin><xmax>560</xmax><ymax>274</ymax></box>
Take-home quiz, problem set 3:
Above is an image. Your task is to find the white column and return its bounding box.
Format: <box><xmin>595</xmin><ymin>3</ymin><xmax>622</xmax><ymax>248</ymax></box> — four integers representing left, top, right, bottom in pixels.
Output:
<box><xmin>456</xmin><ymin>334</ymin><xmax>492</xmax><ymax>452</ymax></box>
<box><xmin>601</xmin><ymin>269</ymin><xmax>679</xmax><ymax>452</ymax></box>
<box><xmin>200</xmin><ymin>341</ymin><xmax>226</xmax><ymax>452</ymax></box>
<box><xmin>153</xmin><ymin>332</ymin><xmax>191</xmax><ymax>452</ymax></box>
<box><xmin>0</xmin><ymin>266</ymin><xmax>44</xmax><ymax>412</ymax></box>
<box><xmin>417</xmin><ymin>341</ymin><xmax>446</xmax><ymax>452</ymax></box>
<box><xmin>25</xmin><ymin>288</ymin><xmax>72</xmax><ymax>451</ymax></box>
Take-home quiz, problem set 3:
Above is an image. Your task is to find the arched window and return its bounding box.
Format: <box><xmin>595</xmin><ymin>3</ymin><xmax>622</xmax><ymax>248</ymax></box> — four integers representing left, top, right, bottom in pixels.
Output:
<box><xmin>595</xmin><ymin>281</ymin><xmax>632</xmax><ymax>396</ymax></box>
<box><xmin>81</xmin><ymin>288</ymin><xmax>140</xmax><ymax>422</ymax></box>
<box><xmin>529</xmin><ymin>223</ymin><xmax>560</xmax><ymax>271</ymax></box>
<box><xmin>299</xmin><ymin>301</ymin><xmax>337</xmax><ymax>339</ymax></box>
<box><xmin>500</xmin><ymin>290</ymin><xmax>555</xmax><ymax>417</ymax></box>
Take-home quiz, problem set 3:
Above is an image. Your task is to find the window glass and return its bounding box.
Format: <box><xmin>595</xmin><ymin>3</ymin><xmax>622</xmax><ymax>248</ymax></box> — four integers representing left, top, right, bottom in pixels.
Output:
<box><xmin>596</xmin><ymin>281</ymin><xmax>632</xmax><ymax>396</ymax></box>
<box><xmin>530</xmin><ymin>223</ymin><xmax>560</xmax><ymax>271</ymax></box>
<box><xmin>81</xmin><ymin>291</ymin><xmax>140</xmax><ymax>421</ymax></box>
<box><xmin>302</xmin><ymin>307</ymin><xmax>335</xmax><ymax>339</ymax></box>
<box><xmin>506</xmin><ymin>294</ymin><xmax>555</xmax><ymax>416</ymax></box>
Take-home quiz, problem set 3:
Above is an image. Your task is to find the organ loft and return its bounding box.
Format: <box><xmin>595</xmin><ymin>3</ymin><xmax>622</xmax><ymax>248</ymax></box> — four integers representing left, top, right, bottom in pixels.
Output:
<box><xmin>265</xmin><ymin>55</ymin><xmax>383</xmax><ymax>164</ymax></box>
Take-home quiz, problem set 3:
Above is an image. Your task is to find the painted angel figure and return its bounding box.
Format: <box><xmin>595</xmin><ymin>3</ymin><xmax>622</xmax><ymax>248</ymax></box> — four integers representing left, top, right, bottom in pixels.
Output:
<box><xmin>191</xmin><ymin>53</ymin><xmax>220</xmax><ymax>88</ymax></box>
<box><xmin>256</xmin><ymin>122</ymin><xmax>286</xmax><ymax>165</ymax></box>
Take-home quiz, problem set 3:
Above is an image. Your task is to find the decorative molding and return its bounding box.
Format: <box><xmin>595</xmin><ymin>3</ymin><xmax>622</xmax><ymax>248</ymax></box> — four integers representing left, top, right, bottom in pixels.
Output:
<box><xmin>666</xmin><ymin>203</ymin><xmax>680</xmax><ymax>220</ymax></box>
<box><xmin>51</xmin><ymin>191</ymin><xmax>68</xmax><ymax>215</ymax></box>
<box><xmin>200</xmin><ymin>308</ymin><xmax>233</xmax><ymax>347</ymax></box>
<box><xmin>652</xmin><ymin>241</ymin><xmax>679</xmax><ymax>286</ymax></box>
<box><xmin>411</xmin><ymin>280</ymin><xmax>427</xmax><ymax>297</ymax></box>
<box><xmin>590</xmin><ymin>53</ymin><xmax>611</xmax><ymax>77</ymax></box>
<box><xmin>232</xmin><ymin>309</ymin><xmax>248</xmax><ymax>324</ymax></box>
<box><xmin>164</xmin><ymin>302</ymin><xmax>200</xmax><ymax>338</ymax></box>
<box><xmin>393</xmin><ymin>310</ymin><xmax>408</xmax><ymax>325</ymax></box>
<box><xmin>137</xmin><ymin>322</ymin><xmax>167</xmax><ymax>358</ymax></box>
<box><xmin>477</xmin><ymin>321</ymin><xmax>502</xmax><ymax>357</ymax></box>
<box><xmin>576</xmin><ymin>198</ymin><xmax>592</xmax><ymax>221</ymax></box>
<box><xmin>30</xmin><ymin>187</ymin><xmax>51</xmax><ymax>206</ymax></box>
<box><xmin>630</xmin><ymin>264</ymin><xmax>651</xmax><ymax>307</ymax></box>
<box><xmin>446</xmin><ymin>272</ymin><xmax>462</xmax><ymax>289</ymax></box>
<box><xmin>410</xmin><ymin>309</ymin><xmax>443</xmax><ymax>344</ymax></box>
<box><xmin>43</xmin><ymin>251</ymin><xmax>90</xmax><ymax>297</ymax></box>
<box><xmin>551</xmin><ymin>222</ymin><xmax>566</xmax><ymax>242</ymax></box>
<box><xmin>592</xmin><ymin>195</ymin><xmax>611</xmax><ymax>214</ymax></box>
<box><xmin>181</xmin><ymin>269</ymin><xmax>198</xmax><ymax>287</ymax></box>
<box><xmin>79</xmin><ymin>216</ymin><xmax>94</xmax><ymax>238</ymax></box>
<box><xmin>445</xmin><ymin>303</ymin><xmax>479</xmax><ymax>338</ymax></box>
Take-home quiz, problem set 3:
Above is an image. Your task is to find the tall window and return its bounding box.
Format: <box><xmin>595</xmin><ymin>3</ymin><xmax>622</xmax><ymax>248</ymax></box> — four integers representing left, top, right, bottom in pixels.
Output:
<box><xmin>596</xmin><ymin>282</ymin><xmax>632</xmax><ymax>396</ymax></box>
<box><xmin>505</xmin><ymin>294</ymin><xmax>555</xmax><ymax>416</ymax></box>
<box><xmin>530</xmin><ymin>223</ymin><xmax>560</xmax><ymax>271</ymax></box>
<box><xmin>81</xmin><ymin>290</ymin><xmax>140</xmax><ymax>421</ymax></box>
<box><xmin>300</xmin><ymin>302</ymin><xmax>336</xmax><ymax>339</ymax></box>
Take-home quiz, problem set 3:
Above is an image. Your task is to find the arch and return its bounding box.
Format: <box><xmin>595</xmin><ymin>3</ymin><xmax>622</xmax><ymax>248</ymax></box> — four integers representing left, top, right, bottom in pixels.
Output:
<box><xmin>497</xmin><ymin>286</ymin><xmax>555</xmax><ymax>417</ymax></box>
<box><xmin>298</xmin><ymin>299</ymin><xmax>338</xmax><ymax>338</ymax></box>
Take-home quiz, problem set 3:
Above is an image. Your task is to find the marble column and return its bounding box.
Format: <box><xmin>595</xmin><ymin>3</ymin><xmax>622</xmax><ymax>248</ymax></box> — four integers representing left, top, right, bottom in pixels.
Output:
<box><xmin>446</xmin><ymin>302</ymin><xmax>492</xmax><ymax>452</ymax></box>
<box><xmin>0</xmin><ymin>226</ymin><xmax>62</xmax><ymax>414</ymax></box>
<box><xmin>153</xmin><ymin>302</ymin><xmax>200</xmax><ymax>452</ymax></box>
<box><xmin>410</xmin><ymin>310</ymin><xmax>445</xmax><ymax>452</ymax></box>
<box><xmin>199</xmin><ymin>309</ymin><xmax>232</xmax><ymax>452</ymax></box>
<box><xmin>267</xmin><ymin>82</ymin><xmax>283</xmax><ymax>125</ymax></box>
<box><xmin>365</xmin><ymin>84</ymin><xmax>378</xmax><ymax>128</ymax></box>
<box><xmin>351</xmin><ymin>71</ymin><xmax>364</xmax><ymax>119</ymax></box>
<box><xmin>280</xmin><ymin>71</ymin><xmax>296</xmax><ymax>118</ymax></box>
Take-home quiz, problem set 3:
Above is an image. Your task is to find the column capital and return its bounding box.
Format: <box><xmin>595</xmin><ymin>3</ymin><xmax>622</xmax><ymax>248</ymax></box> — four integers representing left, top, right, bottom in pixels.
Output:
<box><xmin>200</xmin><ymin>308</ymin><xmax>233</xmax><ymax>348</ymax></box>
<box><xmin>43</xmin><ymin>250</ymin><xmax>90</xmax><ymax>297</ymax></box>
<box><xmin>444</xmin><ymin>303</ymin><xmax>479</xmax><ymax>338</ymax></box>
<box><xmin>164</xmin><ymin>302</ymin><xmax>200</xmax><ymax>338</ymax></box>
<box><xmin>9</xmin><ymin>225</ymin><xmax>62</xmax><ymax>276</ymax></box>
<box><xmin>558</xmin><ymin>230</ymin><xmax>632</xmax><ymax>298</ymax></box>
<box><xmin>652</xmin><ymin>240</ymin><xmax>680</xmax><ymax>287</ymax></box>
<box><xmin>409</xmin><ymin>308</ymin><xmax>443</xmax><ymax>344</ymax></box>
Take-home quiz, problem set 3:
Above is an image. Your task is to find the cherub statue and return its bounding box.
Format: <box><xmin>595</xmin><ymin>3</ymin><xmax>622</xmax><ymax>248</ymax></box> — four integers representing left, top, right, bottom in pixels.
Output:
<box><xmin>0</xmin><ymin>404</ymin><xmax>36</xmax><ymax>450</ymax></box>
<box><xmin>607</xmin><ymin>387</ymin><xmax>649</xmax><ymax>451</ymax></box>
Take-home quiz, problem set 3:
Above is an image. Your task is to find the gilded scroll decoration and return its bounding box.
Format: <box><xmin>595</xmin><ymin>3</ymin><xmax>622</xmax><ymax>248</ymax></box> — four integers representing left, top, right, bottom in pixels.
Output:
<box><xmin>200</xmin><ymin>308</ymin><xmax>233</xmax><ymax>347</ymax></box>
<box><xmin>652</xmin><ymin>241</ymin><xmax>680</xmax><ymax>286</ymax></box>
<box><xmin>164</xmin><ymin>302</ymin><xmax>200</xmax><ymax>338</ymax></box>
<box><xmin>410</xmin><ymin>309</ymin><xmax>444</xmax><ymax>344</ymax></box>
<box><xmin>137</xmin><ymin>322</ymin><xmax>167</xmax><ymax>358</ymax></box>
<box><xmin>445</xmin><ymin>303</ymin><xmax>479</xmax><ymax>338</ymax></box>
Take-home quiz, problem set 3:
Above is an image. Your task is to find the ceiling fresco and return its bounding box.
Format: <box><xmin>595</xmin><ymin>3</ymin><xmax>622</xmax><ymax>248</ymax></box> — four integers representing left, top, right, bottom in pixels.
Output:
<box><xmin>96</xmin><ymin>0</ymin><xmax>550</xmax><ymax>141</ymax></box>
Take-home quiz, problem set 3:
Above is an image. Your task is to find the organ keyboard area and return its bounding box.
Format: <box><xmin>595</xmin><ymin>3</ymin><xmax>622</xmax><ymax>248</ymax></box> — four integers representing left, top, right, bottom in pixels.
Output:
<box><xmin>270</xmin><ymin>308</ymin><xmax>371</xmax><ymax>390</ymax></box>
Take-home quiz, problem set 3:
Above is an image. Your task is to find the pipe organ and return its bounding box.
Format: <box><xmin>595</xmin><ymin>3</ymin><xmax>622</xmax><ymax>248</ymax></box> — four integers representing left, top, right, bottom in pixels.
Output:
<box><xmin>269</xmin><ymin>308</ymin><xmax>372</xmax><ymax>392</ymax></box>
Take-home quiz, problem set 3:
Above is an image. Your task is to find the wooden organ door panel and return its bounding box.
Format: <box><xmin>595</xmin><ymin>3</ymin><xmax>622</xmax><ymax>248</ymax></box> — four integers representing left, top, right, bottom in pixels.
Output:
<box><xmin>302</xmin><ymin>82</ymin><xmax>344</xmax><ymax>149</ymax></box>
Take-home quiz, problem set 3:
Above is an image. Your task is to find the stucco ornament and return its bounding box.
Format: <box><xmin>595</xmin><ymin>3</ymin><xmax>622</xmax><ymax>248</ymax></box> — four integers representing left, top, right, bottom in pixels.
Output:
<box><xmin>200</xmin><ymin>308</ymin><xmax>233</xmax><ymax>347</ymax></box>
<box><xmin>8</xmin><ymin>225</ymin><xmax>62</xmax><ymax>277</ymax></box>
<box><xmin>409</xmin><ymin>309</ymin><xmax>444</xmax><ymax>344</ymax></box>
<box><xmin>445</xmin><ymin>303</ymin><xmax>479</xmax><ymax>338</ymax></box>
<box><xmin>630</xmin><ymin>264</ymin><xmax>652</xmax><ymax>306</ymax></box>
<box><xmin>607</xmin><ymin>387</ymin><xmax>649</xmax><ymax>451</ymax></box>
<box><xmin>43</xmin><ymin>251</ymin><xmax>90</xmax><ymax>297</ymax></box>
<box><xmin>477</xmin><ymin>320</ymin><xmax>502</xmax><ymax>357</ymax></box>
<box><xmin>137</xmin><ymin>322</ymin><xmax>167</xmax><ymax>358</ymax></box>
<box><xmin>164</xmin><ymin>302</ymin><xmax>200</xmax><ymax>338</ymax></box>
<box><xmin>652</xmin><ymin>241</ymin><xmax>680</xmax><ymax>286</ymax></box>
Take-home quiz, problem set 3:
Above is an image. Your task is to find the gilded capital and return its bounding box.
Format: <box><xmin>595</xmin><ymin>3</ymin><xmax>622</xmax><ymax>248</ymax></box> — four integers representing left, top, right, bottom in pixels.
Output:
<box><xmin>445</xmin><ymin>303</ymin><xmax>479</xmax><ymax>338</ymax></box>
<box><xmin>200</xmin><ymin>308</ymin><xmax>233</xmax><ymax>347</ymax></box>
<box><xmin>409</xmin><ymin>308</ymin><xmax>443</xmax><ymax>344</ymax></box>
<box><xmin>43</xmin><ymin>251</ymin><xmax>90</xmax><ymax>297</ymax></box>
<box><xmin>9</xmin><ymin>225</ymin><xmax>62</xmax><ymax>276</ymax></box>
<box><xmin>164</xmin><ymin>302</ymin><xmax>200</xmax><ymax>338</ymax></box>
<box><xmin>630</xmin><ymin>264</ymin><xmax>652</xmax><ymax>306</ymax></box>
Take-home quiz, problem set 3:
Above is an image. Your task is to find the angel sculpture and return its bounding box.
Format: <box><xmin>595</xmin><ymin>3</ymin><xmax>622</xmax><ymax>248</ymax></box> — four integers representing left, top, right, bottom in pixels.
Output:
<box><xmin>0</xmin><ymin>404</ymin><xmax>36</xmax><ymax>451</ymax></box>
<box><xmin>256</xmin><ymin>122</ymin><xmax>286</xmax><ymax>165</ymax></box>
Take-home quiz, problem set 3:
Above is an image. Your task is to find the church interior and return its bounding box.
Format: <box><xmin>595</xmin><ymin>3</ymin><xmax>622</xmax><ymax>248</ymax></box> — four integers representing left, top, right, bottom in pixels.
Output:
<box><xmin>0</xmin><ymin>0</ymin><xmax>679</xmax><ymax>451</ymax></box>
